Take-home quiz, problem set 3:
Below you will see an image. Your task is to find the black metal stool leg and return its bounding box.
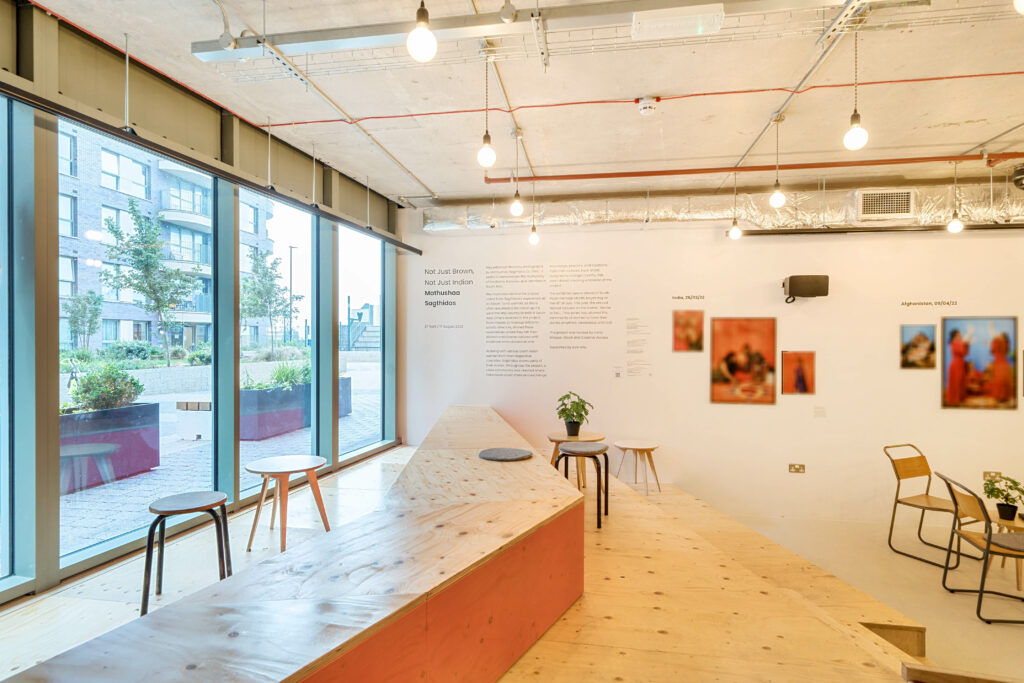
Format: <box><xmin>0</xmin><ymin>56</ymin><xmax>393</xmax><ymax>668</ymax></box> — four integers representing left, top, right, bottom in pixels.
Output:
<box><xmin>208</xmin><ymin>509</ymin><xmax>227</xmax><ymax>580</ymax></box>
<box><xmin>156</xmin><ymin>518</ymin><xmax>167</xmax><ymax>596</ymax></box>
<box><xmin>603</xmin><ymin>452</ymin><xmax>610</xmax><ymax>515</ymax></box>
<box><xmin>219</xmin><ymin>504</ymin><xmax>233</xmax><ymax>577</ymax></box>
<box><xmin>590</xmin><ymin>455</ymin><xmax>602</xmax><ymax>529</ymax></box>
<box><xmin>140</xmin><ymin>515</ymin><xmax>164</xmax><ymax>616</ymax></box>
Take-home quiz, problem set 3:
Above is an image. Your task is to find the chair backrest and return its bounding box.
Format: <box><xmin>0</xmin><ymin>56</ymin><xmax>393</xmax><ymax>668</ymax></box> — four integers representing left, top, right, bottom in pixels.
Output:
<box><xmin>883</xmin><ymin>444</ymin><xmax>932</xmax><ymax>481</ymax></box>
<box><xmin>935</xmin><ymin>472</ymin><xmax>991</xmax><ymax>525</ymax></box>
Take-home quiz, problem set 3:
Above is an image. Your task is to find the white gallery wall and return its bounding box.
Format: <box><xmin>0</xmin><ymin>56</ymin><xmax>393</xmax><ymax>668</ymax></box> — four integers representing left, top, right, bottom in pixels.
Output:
<box><xmin>397</xmin><ymin>219</ymin><xmax>1024</xmax><ymax>524</ymax></box>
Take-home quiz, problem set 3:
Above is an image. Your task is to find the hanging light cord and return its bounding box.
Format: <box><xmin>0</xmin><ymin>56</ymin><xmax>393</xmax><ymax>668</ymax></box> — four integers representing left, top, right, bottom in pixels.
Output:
<box><xmin>853</xmin><ymin>33</ymin><xmax>859</xmax><ymax>113</ymax></box>
<box><xmin>774</xmin><ymin>120</ymin><xmax>780</xmax><ymax>183</ymax></box>
<box><xmin>514</xmin><ymin>134</ymin><xmax>520</xmax><ymax>191</ymax></box>
<box><xmin>484</xmin><ymin>61</ymin><xmax>490</xmax><ymax>135</ymax></box>
<box><xmin>733</xmin><ymin>172</ymin><xmax>738</xmax><ymax>220</ymax></box>
<box><xmin>953</xmin><ymin>161</ymin><xmax>959</xmax><ymax>211</ymax></box>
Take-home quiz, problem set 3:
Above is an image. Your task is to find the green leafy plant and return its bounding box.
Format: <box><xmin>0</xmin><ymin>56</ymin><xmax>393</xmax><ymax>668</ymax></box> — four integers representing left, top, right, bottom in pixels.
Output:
<box><xmin>168</xmin><ymin>346</ymin><xmax>188</xmax><ymax>360</ymax></box>
<box><xmin>270</xmin><ymin>362</ymin><xmax>307</xmax><ymax>388</ymax></box>
<box><xmin>61</xmin><ymin>290</ymin><xmax>103</xmax><ymax>349</ymax></box>
<box><xmin>101</xmin><ymin>199</ymin><xmax>202</xmax><ymax>367</ymax></box>
<box><xmin>556</xmin><ymin>391</ymin><xmax>593</xmax><ymax>424</ymax></box>
<box><xmin>70</xmin><ymin>365</ymin><xmax>144</xmax><ymax>412</ymax></box>
<box><xmin>103</xmin><ymin>340</ymin><xmax>162</xmax><ymax>360</ymax></box>
<box><xmin>187</xmin><ymin>349</ymin><xmax>212</xmax><ymax>366</ymax></box>
<box><xmin>62</xmin><ymin>347</ymin><xmax>95</xmax><ymax>363</ymax></box>
<box><xmin>983</xmin><ymin>475</ymin><xmax>1024</xmax><ymax>506</ymax></box>
<box><xmin>240</xmin><ymin>370</ymin><xmax>271</xmax><ymax>391</ymax></box>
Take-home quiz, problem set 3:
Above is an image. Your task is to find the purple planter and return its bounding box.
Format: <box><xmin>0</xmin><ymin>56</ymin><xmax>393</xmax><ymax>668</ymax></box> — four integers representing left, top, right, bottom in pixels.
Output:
<box><xmin>240</xmin><ymin>384</ymin><xmax>309</xmax><ymax>440</ymax></box>
<box><xmin>59</xmin><ymin>403</ymin><xmax>160</xmax><ymax>494</ymax></box>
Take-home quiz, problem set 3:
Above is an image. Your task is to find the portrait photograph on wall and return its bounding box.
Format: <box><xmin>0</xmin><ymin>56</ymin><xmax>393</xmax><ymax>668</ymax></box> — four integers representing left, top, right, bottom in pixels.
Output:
<box><xmin>672</xmin><ymin>310</ymin><xmax>704</xmax><ymax>351</ymax></box>
<box><xmin>781</xmin><ymin>351</ymin><xmax>816</xmax><ymax>395</ymax></box>
<box><xmin>710</xmin><ymin>317</ymin><xmax>776</xmax><ymax>404</ymax></box>
<box><xmin>900</xmin><ymin>324</ymin><xmax>936</xmax><ymax>369</ymax></box>
<box><xmin>942</xmin><ymin>316</ymin><xmax>1017</xmax><ymax>410</ymax></box>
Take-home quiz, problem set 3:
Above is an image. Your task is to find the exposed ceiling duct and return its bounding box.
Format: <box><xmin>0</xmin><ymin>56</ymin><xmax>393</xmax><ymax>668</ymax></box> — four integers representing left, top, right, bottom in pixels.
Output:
<box><xmin>419</xmin><ymin>183</ymin><xmax>1024</xmax><ymax>233</ymax></box>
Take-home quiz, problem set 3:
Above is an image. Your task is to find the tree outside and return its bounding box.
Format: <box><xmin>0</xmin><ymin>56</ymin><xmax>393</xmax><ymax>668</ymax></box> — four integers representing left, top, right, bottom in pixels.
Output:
<box><xmin>61</xmin><ymin>290</ymin><xmax>102</xmax><ymax>348</ymax></box>
<box><xmin>100</xmin><ymin>200</ymin><xmax>201</xmax><ymax>366</ymax></box>
<box><xmin>240</xmin><ymin>248</ymin><xmax>303</xmax><ymax>356</ymax></box>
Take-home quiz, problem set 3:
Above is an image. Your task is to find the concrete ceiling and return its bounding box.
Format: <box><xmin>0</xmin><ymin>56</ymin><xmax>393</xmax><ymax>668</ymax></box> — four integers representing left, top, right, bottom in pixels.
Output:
<box><xmin>35</xmin><ymin>0</ymin><xmax>1024</xmax><ymax>205</ymax></box>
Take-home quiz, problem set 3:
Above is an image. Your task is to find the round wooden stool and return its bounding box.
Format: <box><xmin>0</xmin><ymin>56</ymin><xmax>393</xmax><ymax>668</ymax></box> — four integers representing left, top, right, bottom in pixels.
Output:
<box><xmin>547</xmin><ymin>430</ymin><xmax>605</xmax><ymax>489</ymax></box>
<box><xmin>557</xmin><ymin>442</ymin><xmax>609</xmax><ymax>528</ymax></box>
<box><xmin>245</xmin><ymin>455</ymin><xmax>330</xmax><ymax>553</ymax></box>
<box><xmin>614</xmin><ymin>440</ymin><xmax>661</xmax><ymax>495</ymax></box>
<box><xmin>141</xmin><ymin>490</ymin><xmax>230</xmax><ymax>616</ymax></box>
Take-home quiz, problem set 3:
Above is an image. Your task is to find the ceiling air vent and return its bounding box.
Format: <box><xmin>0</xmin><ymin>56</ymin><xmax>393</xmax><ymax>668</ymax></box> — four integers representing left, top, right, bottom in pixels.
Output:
<box><xmin>856</xmin><ymin>189</ymin><xmax>916</xmax><ymax>220</ymax></box>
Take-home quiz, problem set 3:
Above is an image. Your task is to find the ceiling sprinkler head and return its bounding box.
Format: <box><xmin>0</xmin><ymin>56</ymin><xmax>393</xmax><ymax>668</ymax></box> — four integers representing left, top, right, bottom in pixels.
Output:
<box><xmin>499</xmin><ymin>0</ymin><xmax>518</xmax><ymax>23</ymax></box>
<box><xmin>637</xmin><ymin>96</ymin><xmax>658</xmax><ymax>116</ymax></box>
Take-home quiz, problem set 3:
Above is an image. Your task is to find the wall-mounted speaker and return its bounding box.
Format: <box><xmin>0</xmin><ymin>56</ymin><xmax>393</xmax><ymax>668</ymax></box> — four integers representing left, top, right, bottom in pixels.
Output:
<box><xmin>783</xmin><ymin>275</ymin><xmax>829</xmax><ymax>303</ymax></box>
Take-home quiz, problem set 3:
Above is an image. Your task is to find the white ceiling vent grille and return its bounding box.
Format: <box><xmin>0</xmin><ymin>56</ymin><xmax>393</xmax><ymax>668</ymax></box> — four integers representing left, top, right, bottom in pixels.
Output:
<box><xmin>856</xmin><ymin>189</ymin><xmax>916</xmax><ymax>220</ymax></box>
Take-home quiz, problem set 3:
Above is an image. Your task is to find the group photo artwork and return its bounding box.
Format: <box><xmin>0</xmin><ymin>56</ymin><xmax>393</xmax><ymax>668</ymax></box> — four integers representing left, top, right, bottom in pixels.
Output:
<box><xmin>672</xmin><ymin>310</ymin><xmax>704</xmax><ymax>351</ymax></box>
<box><xmin>781</xmin><ymin>351</ymin><xmax>815</xmax><ymax>395</ymax></box>
<box><xmin>710</xmin><ymin>317</ymin><xmax>776</xmax><ymax>404</ymax></box>
<box><xmin>900</xmin><ymin>324</ymin><xmax>936</xmax><ymax>369</ymax></box>
<box><xmin>942</xmin><ymin>316</ymin><xmax>1017</xmax><ymax>410</ymax></box>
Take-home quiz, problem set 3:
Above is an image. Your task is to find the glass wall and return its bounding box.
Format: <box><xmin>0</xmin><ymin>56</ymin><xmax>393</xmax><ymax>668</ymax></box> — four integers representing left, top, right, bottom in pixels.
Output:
<box><xmin>57</xmin><ymin>120</ymin><xmax>215</xmax><ymax>559</ymax></box>
<box><xmin>0</xmin><ymin>97</ymin><xmax>10</xmax><ymax>578</ymax></box>
<box><xmin>238</xmin><ymin>189</ymin><xmax>314</xmax><ymax>493</ymax></box>
<box><xmin>338</xmin><ymin>228</ymin><xmax>384</xmax><ymax>454</ymax></box>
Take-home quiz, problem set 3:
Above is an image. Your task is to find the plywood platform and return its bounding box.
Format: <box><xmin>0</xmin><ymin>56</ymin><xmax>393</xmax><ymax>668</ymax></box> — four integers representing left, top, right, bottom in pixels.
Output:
<box><xmin>502</xmin><ymin>475</ymin><xmax>920</xmax><ymax>683</ymax></box>
<box><xmin>14</xmin><ymin>407</ymin><xmax>583</xmax><ymax>682</ymax></box>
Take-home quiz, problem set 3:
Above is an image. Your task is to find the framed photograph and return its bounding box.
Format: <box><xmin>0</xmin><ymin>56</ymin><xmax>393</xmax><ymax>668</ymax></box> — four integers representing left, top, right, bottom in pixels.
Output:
<box><xmin>941</xmin><ymin>316</ymin><xmax>1017</xmax><ymax>410</ymax></box>
<box><xmin>672</xmin><ymin>310</ymin><xmax>704</xmax><ymax>351</ymax></box>
<box><xmin>710</xmin><ymin>317</ymin><xmax>776</xmax><ymax>404</ymax></box>
<box><xmin>900</xmin><ymin>324</ymin><xmax>936</xmax><ymax>369</ymax></box>
<box><xmin>781</xmin><ymin>351</ymin><xmax>815</xmax><ymax>395</ymax></box>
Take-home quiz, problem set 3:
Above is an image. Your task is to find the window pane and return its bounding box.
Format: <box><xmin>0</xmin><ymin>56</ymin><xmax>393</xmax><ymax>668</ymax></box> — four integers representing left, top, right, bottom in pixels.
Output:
<box><xmin>0</xmin><ymin>96</ymin><xmax>10</xmax><ymax>577</ymax></box>
<box><xmin>58</xmin><ymin>120</ymin><xmax>215</xmax><ymax>560</ymax></box>
<box><xmin>58</xmin><ymin>131</ymin><xmax>76</xmax><ymax>176</ymax></box>
<box><xmin>338</xmin><ymin>228</ymin><xmax>384</xmax><ymax>454</ymax></box>
<box><xmin>238</xmin><ymin>189</ymin><xmax>314</xmax><ymax>493</ymax></box>
<box><xmin>58</xmin><ymin>194</ymin><xmax>76</xmax><ymax>237</ymax></box>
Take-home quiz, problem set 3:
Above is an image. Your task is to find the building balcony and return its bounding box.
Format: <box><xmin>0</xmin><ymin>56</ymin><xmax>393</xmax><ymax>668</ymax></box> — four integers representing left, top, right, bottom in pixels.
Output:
<box><xmin>170</xmin><ymin>293</ymin><xmax>212</xmax><ymax>315</ymax></box>
<box><xmin>157</xmin><ymin>159</ymin><xmax>212</xmax><ymax>188</ymax></box>
<box><xmin>160</xmin><ymin>204</ymin><xmax>212</xmax><ymax>232</ymax></box>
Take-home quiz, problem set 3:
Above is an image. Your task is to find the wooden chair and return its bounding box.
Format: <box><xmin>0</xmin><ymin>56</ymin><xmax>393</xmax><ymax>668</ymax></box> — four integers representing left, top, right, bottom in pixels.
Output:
<box><xmin>936</xmin><ymin>472</ymin><xmax>1024</xmax><ymax>625</ymax></box>
<box><xmin>883</xmin><ymin>444</ymin><xmax>977</xmax><ymax>568</ymax></box>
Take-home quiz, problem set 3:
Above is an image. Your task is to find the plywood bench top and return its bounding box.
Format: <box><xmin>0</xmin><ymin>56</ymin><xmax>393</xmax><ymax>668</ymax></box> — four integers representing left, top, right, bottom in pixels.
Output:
<box><xmin>15</xmin><ymin>407</ymin><xmax>582</xmax><ymax>683</ymax></box>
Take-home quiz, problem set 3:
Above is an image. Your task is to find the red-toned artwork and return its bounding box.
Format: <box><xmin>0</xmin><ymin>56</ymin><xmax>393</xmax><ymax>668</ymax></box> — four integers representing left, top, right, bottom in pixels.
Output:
<box><xmin>781</xmin><ymin>351</ymin><xmax>815</xmax><ymax>395</ymax></box>
<box><xmin>710</xmin><ymin>318</ymin><xmax>776</xmax><ymax>405</ymax></box>
<box><xmin>672</xmin><ymin>310</ymin><xmax>704</xmax><ymax>351</ymax></box>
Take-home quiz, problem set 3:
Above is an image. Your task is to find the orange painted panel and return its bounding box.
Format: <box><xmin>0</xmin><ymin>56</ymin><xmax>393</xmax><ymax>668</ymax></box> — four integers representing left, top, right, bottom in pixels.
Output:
<box><xmin>303</xmin><ymin>503</ymin><xmax>584</xmax><ymax>682</ymax></box>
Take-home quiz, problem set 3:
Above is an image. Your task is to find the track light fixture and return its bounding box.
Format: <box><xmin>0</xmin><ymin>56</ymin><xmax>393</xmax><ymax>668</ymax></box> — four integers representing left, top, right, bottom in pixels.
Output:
<box><xmin>769</xmin><ymin>117</ymin><xmax>787</xmax><ymax>208</ymax></box>
<box><xmin>406</xmin><ymin>1</ymin><xmax>437</xmax><ymax>63</ymax></box>
<box><xmin>947</xmin><ymin>161</ymin><xmax>964</xmax><ymax>233</ymax></box>
<box><xmin>843</xmin><ymin>34</ymin><xmax>869</xmax><ymax>151</ymax></box>
<box><xmin>477</xmin><ymin>62</ymin><xmax>496</xmax><ymax>168</ymax></box>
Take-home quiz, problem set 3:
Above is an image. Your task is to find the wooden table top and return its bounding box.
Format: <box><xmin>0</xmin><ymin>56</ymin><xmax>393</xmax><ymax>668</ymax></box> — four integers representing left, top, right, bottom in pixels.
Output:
<box><xmin>59</xmin><ymin>443</ymin><xmax>119</xmax><ymax>458</ymax></box>
<box><xmin>244</xmin><ymin>455</ymin><xmax>327</xmax><ymax>475</ymax></box>
<box><xmin>149</xmin><ymin>491</ymin><xmax>228</xmax><ymax>516</ymax></box>
<box><xmin>613</xmin><ymin>440</ymin><xmax>659</xmax><ymax>451</ymax></box>
<box><xmin>17</xmin><ymin>407</ymin><xmax>582</xmax><ymax>682</ymax></box>
<box><xmin>546</xmin><ymin>431</ymin><xmax>605</xmax><ymax>444</ymax></box>
<box><xmin>993</xmin><ymin>511</ymin><xmax>1024</xmax><ymax>531</ymax></box>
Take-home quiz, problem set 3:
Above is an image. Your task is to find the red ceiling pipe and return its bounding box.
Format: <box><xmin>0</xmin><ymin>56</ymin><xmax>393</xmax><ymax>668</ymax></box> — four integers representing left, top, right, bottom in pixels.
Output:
<box><xmin>483</xmin><ymin>152</ymin><xmax>1024</xmax><ymax>184</ymax></box>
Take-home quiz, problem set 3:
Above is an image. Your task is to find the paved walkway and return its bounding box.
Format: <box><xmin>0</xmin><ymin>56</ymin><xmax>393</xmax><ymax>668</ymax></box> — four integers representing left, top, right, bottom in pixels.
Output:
<box><xmin>59</xmin><ymin>385</ymin><xmax>383</xmax><ymax>556</ymax></box>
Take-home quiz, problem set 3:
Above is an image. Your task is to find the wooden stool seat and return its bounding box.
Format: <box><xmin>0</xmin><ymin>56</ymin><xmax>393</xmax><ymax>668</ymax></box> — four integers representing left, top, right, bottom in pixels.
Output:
<box><xmin>140</xmin><ymin>490</ymin><xmax>231</xmax><ymax>616</ymax></box>
<box><xmin>245</xmin><ymin>455</ymin><xmax>330</xmax><ymax>554</ymax></box>
<box><xmin>614</xmin><ymin>441</ymin><xmax>661</xmax><ymax>496</ymax></box>
<box><xmin>149</xmin><ymin>491</ymin><xmax>227</xmax><ymax>516</ymax></box>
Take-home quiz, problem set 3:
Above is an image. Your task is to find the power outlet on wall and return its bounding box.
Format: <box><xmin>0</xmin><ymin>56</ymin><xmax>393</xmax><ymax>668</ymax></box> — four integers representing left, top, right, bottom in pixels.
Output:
<box><xmin>983</xmin><ymin>471</ymin><xmax>1002</xmax><ymax>481</ymax></box>
<box><xmin>789</xmin><ymin>464</ymin><xmax>806</xmax><ymax>474</ymax></box>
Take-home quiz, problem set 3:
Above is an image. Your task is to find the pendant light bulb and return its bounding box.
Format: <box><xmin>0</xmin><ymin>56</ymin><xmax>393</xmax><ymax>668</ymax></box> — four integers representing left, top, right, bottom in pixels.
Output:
<box><xmin>728</xmin><ymin>218</ymin><xmax>742</xmax><ymax>240</ymax></box>
<box><xmin>843</xmin><ymin>111</ymin><xmax>869</xmax><ymax>151</ymax></box>
<box><xmin>528</xmin><ymin>223</ymin><xmax>539</xmax><ymax>245</ymax></box>
<box><xmin>1015</xmin><ymin>0</ymin><xmax>1024</xmax><ymax>15</ymax></box>
<box><xmin>769</xmin><ymin>181</ymin><xmax>787</xmax><ymax>209</ymax></box>
<box><xmin>510</xmin><ymin>191</ymin><xmax>524</xmax><ymax>217</ymax></box>
<box><xmin>477</xmin><ymin>132</ymin><xmax>496</xmax><ymax>168</ymax></box>
<box><xmin>406</xmin><ymin>2</ymin><xmax>437</xmax><ymax>63</ymax></box>
<box><xmin>947</xmin><ymin>211</ymin><xmax>964</xmax><ymax>234</ymax></box>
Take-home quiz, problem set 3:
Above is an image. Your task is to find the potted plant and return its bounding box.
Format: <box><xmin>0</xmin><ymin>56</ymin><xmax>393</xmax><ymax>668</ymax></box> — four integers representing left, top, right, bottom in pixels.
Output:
<box><xmin>239</xmin><ymin>362</ymin><xmax>311</xmax><ymax>440</ymax></box>
<box><xmin>556</xmin><ymin>391</ymin><xmax>593</xmax><ymax>437</ymax></box>
<box><xmin>983</xmin><ymin>475</ymin><xmax>1024</xmax><ymax>521</ymax></box>
<box><xmin>59</xmin><ymin>364</ymin><xmax>160</xmax><ymax>494</ymax></box>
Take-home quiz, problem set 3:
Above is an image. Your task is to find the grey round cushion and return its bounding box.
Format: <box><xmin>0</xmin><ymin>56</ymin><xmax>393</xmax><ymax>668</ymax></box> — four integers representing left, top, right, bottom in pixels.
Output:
<box><xmin>479</xmin><ymin>447</ymin><xmax>533</xmax><ymax>462</ymax></box>
<box><xmin>992</xmin><ymin>532</ymin><xmax>1024</xmax><ymax>552</ymax></box>
<box><xmin>559</xmin><ymin>442</ymin><xmax>608</xmax><ymax>455</ymax></box>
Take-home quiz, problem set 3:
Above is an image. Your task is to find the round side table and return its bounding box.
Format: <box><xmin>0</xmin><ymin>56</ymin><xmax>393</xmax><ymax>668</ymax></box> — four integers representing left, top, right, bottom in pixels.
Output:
<box><xmin>245</xmin><ymin>455</ymin><xmax>329</xmax><ymax>553</ymax></box>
